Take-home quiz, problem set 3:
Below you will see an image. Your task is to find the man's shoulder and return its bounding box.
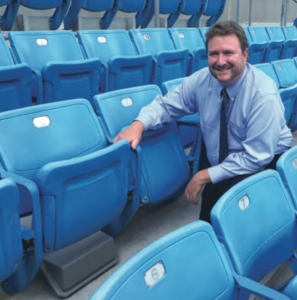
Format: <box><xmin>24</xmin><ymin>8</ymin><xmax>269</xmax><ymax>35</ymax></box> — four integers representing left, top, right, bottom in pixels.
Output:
<box><xmin>246</xmin><ymin>64</ymin><xmax>279</xmax><ymax>98</ymax></box>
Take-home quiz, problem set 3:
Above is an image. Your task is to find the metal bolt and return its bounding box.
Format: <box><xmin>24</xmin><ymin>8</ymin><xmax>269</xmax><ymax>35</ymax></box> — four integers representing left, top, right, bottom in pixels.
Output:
<box><xmin>47</xmin><ymin>246</ymin><xmax>52</xmax><ymax>250</ymax></box>
<box><xmin>144</xmin><ymin>197</ymin><xmax>147</xmax><ymax>200</ymax></box>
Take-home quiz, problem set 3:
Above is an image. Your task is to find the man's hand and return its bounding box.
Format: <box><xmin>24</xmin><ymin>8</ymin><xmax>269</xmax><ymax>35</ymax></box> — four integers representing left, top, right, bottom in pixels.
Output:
<box><xmin>185</xmin><ymin>169</ymin><xmax>211</xmax><ymax>205</ymax></box>
<box><xmin>113</xmin><ymin>121</ymin><xmax>145</xmax><ymax>150</ymax></box>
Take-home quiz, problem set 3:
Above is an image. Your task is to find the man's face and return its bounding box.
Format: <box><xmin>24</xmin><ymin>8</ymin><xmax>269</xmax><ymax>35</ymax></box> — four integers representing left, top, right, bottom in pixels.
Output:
<box><xmin>208</xmin><ymin>34</ymin><xmax>248</xmax><ymax>87</ymax></box>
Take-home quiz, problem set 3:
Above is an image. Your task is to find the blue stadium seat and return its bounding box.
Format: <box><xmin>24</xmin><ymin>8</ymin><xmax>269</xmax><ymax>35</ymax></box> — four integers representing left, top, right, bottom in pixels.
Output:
<box><xmin>282</xmin><ymin>26</ymin><xmax>297</xmax><ymax>43</ymax></box>
<box><xmin>65</xmin><ymin>0</ymin><xmax>147</xmax><ymax>30</ymax></box>
<box><xmin>203</xmin><ymin>0</ymin><xmax>227</xmax><ymax>27</ymax></box>
<box><xmin>199</xmin><ymin>27</ymin><xmax>209</xmax><ymax>43</ymax></box>
<box><xmin>0</xmin><ymin>99</ymin><xmax>139</xmax><ymax>295</ymax></box>
<box><xmin>162</xmin><ymin>77</ymin><xmax>200</xmax><ymax>149</ymax></box>
<box><xmin>129</xmin><ymin>29</ymin><xmax>189</xmax><ymax>87</ymax></box>
<box><xmin>181</xmin><ymin>0</ymin><xmax>204</xmax><ymax>27</ymax></box>
<box><xmin>94</xmin><ymin>85</ymin><xmax>202</xmax><ymax>205</ymax></box>
<box><xmin>0</xmin><ymin>34</ymin><xmax>32</xmax><ymax>112</ymax></box>
<box><xmin>248</xmin><ymin>26</ymin><xmax>283</xmax><ymax>62</ymax></box>
<box><xmin>255</xmin><ymin>61</ymin><xmax>297</xmax><ymax>128</ymax></box>
<box><xmin>0</xmin><ymin>0</ymin><xmax>20</xmax><ymax>30</ymax></box>
<box><xmin>77</xmin><ymin>30</ymin><xmax>153</xmax><ymax>93</ymax></box>
<box><xmin>20</xmin><ymin>0</ymin><xmax>70</xmax><ymax>30</ymax></box>
<box><xmin>211</xmin><ymin>170</ymin><xmax>296</xmax><ymax>300</ymax></box>
<box><xmin>266</xmin><ymin>26</ymin><xmax>297</xmax><ymax>59</ymax></box>
<box><xmin>168</xmin><ymin>28</ymin><xmax>208</xmax><ymax>74</ymax></box>
<box><xmin>9</xmin><ymin>31</ymin><xmax>101</xmax><ymax>105</ymax></box>
<box><xmin>272</xmin><ymin>59</ymin><xmax>297</xmax><ymax>128</ymax></box>
<box><xmin>0</xmin><ymin>178</ymin><xmax>42</xmax><ymax>294</ymax></box>
<box><xmin>242</xmin><ymin>26</ymin><xmax>267</xmax><ymax>64</ymax></box>
<box><xmin>64</xmin><ymin>0</ymin><xmax>114</xmax><ymax>30</ymax></box>
<box><xmin>90</xmin><ymin>221</ymin><xmax>289</xmax><ymax>300</ymax></box>
<box><xmin>136</xmin><ymin>0</ymin><xmax>184</xmax><ymax>29</ymax></box>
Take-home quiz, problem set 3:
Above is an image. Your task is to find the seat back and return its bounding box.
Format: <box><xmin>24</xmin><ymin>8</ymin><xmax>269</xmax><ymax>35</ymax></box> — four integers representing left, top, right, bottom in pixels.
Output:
<box><xmin>94</xmin><ymin>85</ymin><xmax>190</xmax><ymax>204</ymax></box>
<box><xmin>211</xmin><ymin>170</ymin><xmax>296</xmax><ymax>282</ymax></box>
<box><xmin>0</xmin><ymin>99</ymin><xmax>107</xmax><ymax>182</ymax></box>
<box><xmin>83</xmin><ymin>0</ymin><xmax>114</xmax><ymax>11</ymax></box>
<box><xmin>254</xmin><ymin>63</ymin><xmax>280</xmax><ymax>88</ymax></box>
<box><xmin>282</xmin><ymin>26</ymin><xmax>297</xmax><ymax>40</ymax></box>
<box><xmin>272</xmin><ymin>59</ymin><xmax>297</xmax><ymax>88</ymax></box>
<box><xmin>0</xmin><ymin>34</ymin><xmax>14</xmax><ymax>67</ymax></box>
<box><xmin>90</xmin><ymin>222</ymin><xmax>236</xmax><ymax>300</ymax></box>
<box><xmin>242</xmin><ymin>26</ymin><xmax>253</xmax><ymax>44</ymax></box>
<box><xmin>266</xmin><ymin>26</ymin><xmax>286</xmax><ymax>41</ymax></box>
<box><xmin>162</xmin><ymin>77</ymin><xmax>185</xmax><ymax>95</ymax></box>
<box><xmin>204</xmin><ymin>0</ymin><xmax>224</xmax><ymax>15</ymax></box>
<box><xmin>249</xmin><ymin>26</ymin><xmax>270</xmax><ymax>43</ymax></box>
<box><xmin>159</xmin><ymin>0</ymin><xmax>181</xmax><ymax>14</ymax></box>
<box><xmin>199</xmin><ymin>27</ymin><xmax>209</xmax><ymax>43</ymax></box>
<box><xmin>118</xmin><ymin>0</ymin><xmax>146</xmax><ymax>13</ymax></box>
<box><xmin>277</xmin><ymin>146</ymin><xmax>297</xmax><ymax>211</ymax></box>
<box><xmin>182</xmin><ymin>0</ymin><xmax>204</xmax><ymax>15</ymax></box>
<box><xmin>0</xmin><ymin>179</ymin><xmax>22</xmax><ymax>283</ymax></box>
<box><xmin>168</xmin><ymin>28</ymin><xmax>205</xmax><ymax>52</ymax></box>
<box><xmin>77</xmin><ymin>30</ymin><xmax>136</xmax><ymax>65</ymax></box>
<box><xmin>9</xmin><ymin>31</ymin><xmax>84</xmax><ymax>72</ymax></box>
<box><xmin>271</xmin><ymin>60</ymin><xmax>297</xmax><ymax>125</ymax></box>
<box><xmin>21</xmin><ymin>0</ymin><xmax>61</xmax><ymax>9</ymax></box>
<box><xmin>129</xmin><ymin>28</ymin><xmax>175</xmax><ymax>57</ymax></box>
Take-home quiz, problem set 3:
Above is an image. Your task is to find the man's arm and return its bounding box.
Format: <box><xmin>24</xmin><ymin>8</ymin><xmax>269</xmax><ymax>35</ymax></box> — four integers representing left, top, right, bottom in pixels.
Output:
<box><xmin>208</xmin><ymin>93</ymin><xmax>293</xmax><ymax>184</ymax></box>
<box><xmin>113</xmin><ymin>75</ymin><xmax>199</xmax><ymax>148</ymax></box>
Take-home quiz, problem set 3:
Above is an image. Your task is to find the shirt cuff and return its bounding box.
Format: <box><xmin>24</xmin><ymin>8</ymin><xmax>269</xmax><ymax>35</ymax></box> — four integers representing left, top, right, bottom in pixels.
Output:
<box><xmin>208</xmin><ymin>164</ymin><xmax>228</xmax><ymax>184</ymax></box>
<box><xmin>134</xmin><ymin>117</ymin><xmax>151</xmax><ymax>132</ymax></box>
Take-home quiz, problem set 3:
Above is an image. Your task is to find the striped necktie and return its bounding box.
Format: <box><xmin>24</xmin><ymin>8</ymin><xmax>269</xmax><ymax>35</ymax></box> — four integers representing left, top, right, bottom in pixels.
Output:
<box><xmin>219</xmin><ymin>88</ymin><xmax>230</xmax><ymax>164</ymax></box>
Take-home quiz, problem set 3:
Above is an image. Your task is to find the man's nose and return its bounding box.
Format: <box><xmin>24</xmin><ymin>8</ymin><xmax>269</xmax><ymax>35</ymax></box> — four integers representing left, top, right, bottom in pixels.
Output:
<box><xmin>216</xmin><ymin>53</ymin><xmax>227</xmax><ymax>66</ymax></box>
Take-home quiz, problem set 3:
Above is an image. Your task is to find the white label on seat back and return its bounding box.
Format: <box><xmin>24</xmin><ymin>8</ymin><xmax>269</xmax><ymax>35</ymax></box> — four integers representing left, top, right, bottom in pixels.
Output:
<box><xmin>179</xmin><ymin>33</ymin><xmax>185</xmax><ymax>38</ymax></box>
<box><xmin>98</xmin><ymin>36</ymin><xmax>107</xmax><ymax>43</ymax></box>
<box><xmin>252</xmin><ymin>30</ymin><xmax>256</xmax><ymax>34</ymax></box>
<box><xmin>144</xmin><ymin>261</ymin><xmax>165</xmax><ymax>288</ymax></box>
<box><xmin>238</xmin><ymin>195</ymin><xmax>250</xmax><ymax>211</ymax></box>
<box><xmin>293</xmin><ymin>158</ymin><xmax>297</xmax><ymax>169</ymax></box>
<box><xmin>285</xmin><ymin>29</ymin><xmax>288</xmax><ymax>33</ymax></box>
<box><xmin>144</xmin><ymin>34</ymin><xmax>151</xmax><ymax>40</ymax></box>
<box><xmin>278</xmin><ymin>65</ymin><xmax>283</xmax><ymax>71</ymax></box>
<box><xmin>121</xmin><ymin>98</ymin><xmax>133</xmax><ymax>107</ymax></box>
<box><xmin>36</xmin><ymin>39</ymin><xmax>48</xmax><ymax>46</ymax></box>
<box><xmin>270</xmin><ymin>29</ymin><xmax>273</xmax><ymax>33</ymax></box>
<box><xmin>33</xmin><ymin>116</ymin><xmax>51</xmax><ymax>128</ymax></box>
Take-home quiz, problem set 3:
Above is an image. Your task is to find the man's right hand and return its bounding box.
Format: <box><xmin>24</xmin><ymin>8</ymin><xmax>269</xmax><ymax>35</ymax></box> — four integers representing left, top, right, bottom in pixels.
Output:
<box><xmin>113</xmin><ymin>121</ymin><xmax>145</xmax><ymax>150</ymax></box>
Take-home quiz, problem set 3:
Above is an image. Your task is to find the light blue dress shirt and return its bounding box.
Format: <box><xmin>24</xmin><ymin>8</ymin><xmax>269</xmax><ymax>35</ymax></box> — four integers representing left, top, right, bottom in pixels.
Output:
<box><xmin>136</xmin><ymin>63</ymin><xmax>293</xmax><ymax>184</ymax></box>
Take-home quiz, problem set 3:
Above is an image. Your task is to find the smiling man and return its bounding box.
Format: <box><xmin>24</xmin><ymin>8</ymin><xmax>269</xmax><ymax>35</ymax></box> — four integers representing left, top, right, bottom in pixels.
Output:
<box><xmin>113</xmin><ymin>21</ymin><xmax>293</xmax><ymax>223</ymax></box>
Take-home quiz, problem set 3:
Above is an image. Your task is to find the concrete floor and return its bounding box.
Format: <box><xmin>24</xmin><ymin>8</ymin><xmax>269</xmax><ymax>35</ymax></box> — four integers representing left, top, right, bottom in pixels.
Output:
<box><xmin>1</xmin><ymin>132</ymin><xmax>297</xmax><ymax>300</ymax></box>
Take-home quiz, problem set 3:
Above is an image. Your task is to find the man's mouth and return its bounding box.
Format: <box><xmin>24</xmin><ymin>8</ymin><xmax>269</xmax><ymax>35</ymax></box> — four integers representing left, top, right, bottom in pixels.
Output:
<box><xmin>214</xmin><ymin>65</ymin><xmax>232</xmax><ymax>71</ymax></box>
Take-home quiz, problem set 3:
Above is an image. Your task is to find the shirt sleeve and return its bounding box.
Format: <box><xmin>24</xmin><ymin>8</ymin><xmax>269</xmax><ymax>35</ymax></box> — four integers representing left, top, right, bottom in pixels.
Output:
<box><xmin>208</xmin><ymin>92</ymin><xmax>292</xmax><ymax>184</ymax></box>
<box><xmin>135</xmin><ymin>75</ymin><xmax>199</xmax><ymax>131</ymax></box>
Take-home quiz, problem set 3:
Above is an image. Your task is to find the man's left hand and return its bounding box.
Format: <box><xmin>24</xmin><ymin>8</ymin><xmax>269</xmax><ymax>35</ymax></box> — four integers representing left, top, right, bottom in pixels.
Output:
<box><xmin>185</xmin><ymin>169</ymin><xmax>211</xmax><ymax>205</ymax></box>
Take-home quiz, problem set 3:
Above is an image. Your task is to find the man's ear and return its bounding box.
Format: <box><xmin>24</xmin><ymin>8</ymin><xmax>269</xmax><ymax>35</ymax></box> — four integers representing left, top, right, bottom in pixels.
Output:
<box><xmin>243</xmin><ymin>48</ymin><xmax>249</xmax><ymax>62</ymax></box>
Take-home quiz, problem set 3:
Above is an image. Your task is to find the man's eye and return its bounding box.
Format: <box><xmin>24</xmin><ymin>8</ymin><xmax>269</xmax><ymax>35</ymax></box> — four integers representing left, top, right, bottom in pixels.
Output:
<box><xmin>209</xmin><ymin>53</ymin><xmax>218</xmax><ymax>56</ymax></box>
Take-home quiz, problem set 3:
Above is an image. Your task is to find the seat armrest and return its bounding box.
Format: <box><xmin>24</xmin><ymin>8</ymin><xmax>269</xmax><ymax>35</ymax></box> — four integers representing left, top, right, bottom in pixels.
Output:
<box><xmin>32</xmin><ymin>68</ymin><xmax>44</xmax><ymax>104</ymax></box>
<box><xmin>177</xmin><ymin>119</ymin><xmax>202</xmax><ymax>175</ymax></box>
<box><xmin>0</xmin><ymin>165</ymin><xmax>43</xmax><ymax>290</ymax></box>
<box><xmin>234</xmin><ymin>272</ymin><xmax>290</xmax><ymax>300</ymax></box>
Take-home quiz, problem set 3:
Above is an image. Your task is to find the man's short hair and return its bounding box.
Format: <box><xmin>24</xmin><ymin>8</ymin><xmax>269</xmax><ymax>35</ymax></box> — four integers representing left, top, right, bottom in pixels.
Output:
<box><xmin>205</xmin><ymin>21</ymin><xmax>249</xmax><ymax>54</ymax></box>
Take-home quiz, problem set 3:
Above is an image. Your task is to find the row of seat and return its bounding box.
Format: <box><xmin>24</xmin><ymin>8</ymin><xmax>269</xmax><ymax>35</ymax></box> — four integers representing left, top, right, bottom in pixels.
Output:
<box><xmin>243</xmin><ymin>26</ymin><xmax>297</xmax><ymax>63</ymax></box>
<box><xmin>0</xmin><ymin>0</ymin><xmax>226</xmax><ymax>31</ymax></box>
<box><xmin>0</xmin><ymin>85</ymin><xmax>203</xmax><ymax>296</ymax></box>
<box><xmin>91</xmin><ymin>146</ymin><xmax>297</xmax><ymax>300</ymax></box>
<box><xmin>1</xmin><ymin>26</ymin><xmax>296</xmax><ymax>113</ymax></box>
